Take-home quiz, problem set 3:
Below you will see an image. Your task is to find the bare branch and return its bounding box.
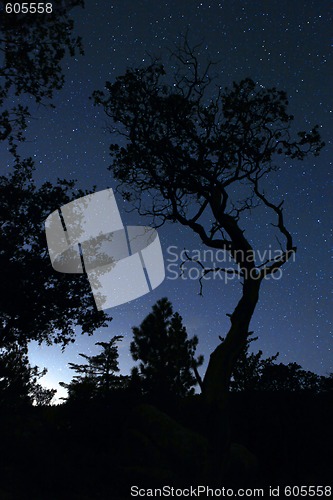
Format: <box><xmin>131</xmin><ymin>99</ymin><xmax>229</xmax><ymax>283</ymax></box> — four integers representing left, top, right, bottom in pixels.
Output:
<box><xmin>193</xmin><ymin>364</ymin><xmax>203</xmax><ymax>392</ymax></box>
<box><xmin>251</xmin><ymin>177</ymin><xmax>297</xmax><ymax>276</ymax></box>
<box><xmin>180</xmin><ymin>250</ymin><xmax>242</xmax><ymax>295</ymax></box>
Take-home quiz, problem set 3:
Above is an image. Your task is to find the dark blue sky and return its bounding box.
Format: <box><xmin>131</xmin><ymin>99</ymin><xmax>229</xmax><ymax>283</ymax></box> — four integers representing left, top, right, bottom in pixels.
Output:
<box><xmin>15</xmin><ymin>0</ymin><xmax>332</xmax><ymax>400</ymax></box>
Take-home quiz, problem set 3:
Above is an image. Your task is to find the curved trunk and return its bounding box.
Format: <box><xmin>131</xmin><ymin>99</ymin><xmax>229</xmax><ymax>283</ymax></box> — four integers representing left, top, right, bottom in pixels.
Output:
<box><xmin>201</xmin><ymin>277</ymin><xmax>261</xmax><ymax>458</ymax></box>
<box><xmin>203</xmin><ymin>277</ymin><xmax>261</xmax><ymax>404</ymax></box>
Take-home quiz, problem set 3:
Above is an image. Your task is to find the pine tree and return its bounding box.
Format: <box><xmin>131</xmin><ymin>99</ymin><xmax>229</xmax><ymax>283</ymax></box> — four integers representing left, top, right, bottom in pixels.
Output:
<box><xmin>130</xmin><ymin>298</ymin><xmax>203</xmax><ymax>399</ymax></box>
<box><xmin>60</xmin><ymin>335</ymin><xmax>128</xmax><ymax>401</ymax></box>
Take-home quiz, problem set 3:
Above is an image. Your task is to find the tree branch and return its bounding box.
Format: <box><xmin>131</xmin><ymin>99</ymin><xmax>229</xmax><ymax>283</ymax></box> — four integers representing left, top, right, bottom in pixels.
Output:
<box><xmin>251</xmin><ymin>177</ymin><xmax>297</xmax><ymax>276</ymax></box>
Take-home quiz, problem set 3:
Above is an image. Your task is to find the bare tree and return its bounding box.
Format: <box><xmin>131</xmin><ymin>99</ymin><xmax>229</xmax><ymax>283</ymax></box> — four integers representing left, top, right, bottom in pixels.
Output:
<box><xmin>92</xmin><ymin>38</ymin><xmax>324</xmax><ymax>437</ymax></box>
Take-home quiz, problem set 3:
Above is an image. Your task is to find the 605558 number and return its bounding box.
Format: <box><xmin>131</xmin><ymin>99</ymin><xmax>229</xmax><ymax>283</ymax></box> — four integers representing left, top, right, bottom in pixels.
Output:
<box><xmin>284</xmin><ymin>486</ymin><xmax>332</xmax><ymax>497</ymax></box>
<box><xmin>5</xmin><ymin>3</ymin><xmax>53</xmax><ymax>14</ymax></box>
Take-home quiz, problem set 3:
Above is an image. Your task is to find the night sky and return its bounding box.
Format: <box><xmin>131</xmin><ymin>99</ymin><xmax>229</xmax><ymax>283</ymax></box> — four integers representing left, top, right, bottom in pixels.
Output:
<box><xmin>11</xmin><ymin>0</ymin><xmax>332</xmax><ymax>401</ymax></box>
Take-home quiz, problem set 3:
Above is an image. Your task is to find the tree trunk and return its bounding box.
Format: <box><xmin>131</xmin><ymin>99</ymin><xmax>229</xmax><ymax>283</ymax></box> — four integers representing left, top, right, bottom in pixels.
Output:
<box><xmin>201</xmin><ymin>277</ymin><xmax>261</xmax><ymax>459</ymax></box>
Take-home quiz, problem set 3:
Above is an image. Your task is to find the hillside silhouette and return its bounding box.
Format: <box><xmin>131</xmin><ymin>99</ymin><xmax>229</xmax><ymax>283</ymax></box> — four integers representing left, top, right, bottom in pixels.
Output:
<box><xmin>0</xmin><ymin>299</ymin><xmax>332</xmax><ymax>499</ymax></box>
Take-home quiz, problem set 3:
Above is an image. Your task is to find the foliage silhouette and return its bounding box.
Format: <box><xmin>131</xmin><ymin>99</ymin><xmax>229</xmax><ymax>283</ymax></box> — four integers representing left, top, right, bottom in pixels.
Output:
<box><xmin>0</xmin><ymin>343</ymin><xmax>55</xmax><ymax>407</ymax></box>
<box><xmin>229</xmin><ymin>335</ymin><xmax>279</xmax><ymax>392</ymax></box>
<box><xmin>0</xmin><ymin>0</ymin><xmax>84</xmax><ymax>157</ymax></box>
<box><xmin>130</xmin><ymin>297</ymin><xmax>203</xmax><ymax>400</ymax></box>
<box><xmin>320</xmin><ymin>372</ymin><xmax>333</xmax><ymax>392</ymax></box>
<box><xmin>0</xmin><ymin>164</ymin><xmax>110</xmax><ymax>349</ymax></box>
<box><xmin>259</xmin><ymin>361</ymin><xmax>324</xmax><ymax>393</ymax></box>
<box><xmin>93</xmin><ymin>37</ymin><xmax>324</xmax><ymax>412</ymax></box>
<box><xmin>60</xmin><ymin>335</ymin><xmax>128</xmax><ymax>401</ymax></box>
<box><xmin>230</xmin><ymin>335</ymin><xmax>324</xmax><ymax>393</ymax></box>
<box><xmin>0</xmin><ymin>1</ymin><xmax>110</xmax><ymax>350</ymax></box>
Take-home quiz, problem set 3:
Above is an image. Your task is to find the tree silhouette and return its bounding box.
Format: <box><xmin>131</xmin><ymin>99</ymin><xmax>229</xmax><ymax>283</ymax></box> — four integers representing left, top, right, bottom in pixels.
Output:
<box><xmin>229</xmin><ymin>335</ymin><xmax>323</xmax><ymax>393</ymax></box>
<box><xmin>320</xmin><ymin>373</ymin><xmax>333</xmax><ymax>392</ymax></box>
<box><xmin>93</xmin><ymin>39</ymin><xmax>324</xmax><ymax>413</ymax></box>
<box><xmin>0</xmin><ymin>2</ymin><xmax>109</xmax><ymax>349</ymax></box>
<box><xmin>0</xmin><ymin>344</ymin><xmax>55</xmax><ymax>407</ymax></box>
<box><xmin>229</xmin><ymin>335</ymin><xmax>279</xmax><ymax>392</ymax></box>
<box><xmin>259</xmin><ymin>361</ymin><xmax>322</xmax><ymax>393</ymax></box>
<box><xmin>0</xmin><ymin>1</ymin><xmax>104</xmax><ymax>408</ymax></box>
<box><xmin>0</xmin><ymin>0</ymin><xmax>84</xmax><ymax>156</ymax></box>
<box><xmin>0</xmin><ymin>164</ymin><xmax>110</xmax><ymax>349</ymax></box>
<box><xmin>130</xmin><ymin>297</ymin><xmax>203</xmax><ymax>400</ymax></box>
<box><xmin>60</xmin><ymin>335</ymin><xmax>128</xmax><ymax>401</ymax></box>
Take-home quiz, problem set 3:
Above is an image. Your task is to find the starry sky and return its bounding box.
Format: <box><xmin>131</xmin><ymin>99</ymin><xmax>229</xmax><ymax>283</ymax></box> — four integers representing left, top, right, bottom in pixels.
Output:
<box><xmin>11</xmin><ymin>0</ymin><xmax>332</xmax><ymax>401</ymax></box>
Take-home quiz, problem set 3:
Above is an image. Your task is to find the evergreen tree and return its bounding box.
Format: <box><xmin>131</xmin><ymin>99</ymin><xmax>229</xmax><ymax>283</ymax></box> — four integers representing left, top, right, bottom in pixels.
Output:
<box><xmin>60</xmin><ymin>335</ymin><xmax>128</xmax><ymax>401</ymax></box>
<box><xmin>130</xmin><ymin>298</ymin><xmax>203</xmax><ymax>399</ymax></box>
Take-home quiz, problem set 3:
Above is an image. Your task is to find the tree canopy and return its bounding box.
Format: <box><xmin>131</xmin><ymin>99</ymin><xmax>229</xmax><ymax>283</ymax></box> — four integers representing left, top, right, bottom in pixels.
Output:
<box><xmin>130</xmin><ymin>297</ymin><xmax>203</xmax><ymax>399</ymax></box>
<box><xmin>0</xmin><ymin>163</ymin><xmax>110</xmax><ymax>349</ymax></box>
<box><xmin>229</xmin><ymin>335</ymin><xmax>278</xmax><ymax>392</ymax></box>
<box><xmin>229</xmin><ymin>336</ymin><xmax>325</xmax><ymax>393</ymax></box>
<box><xmin>0</xmin><ymin>0</ymin><xmax>84</xmax><ymax>155</ymax></box>
<box><xmin>60</xmin><ymin>335</ymin><xmax>128</xmax><ymax>401</ymax></box>
<box><xmin>0</xmin><ymin>1</ymin><xmax>109</xmax><ymax>350</ymax></box>
<box><xmin>93</xmin><ymin>40</ymin><xmax>324</xmax><ymax>406</ymax></box>
<box><xmin>0</xmin><ymin>343</ymin><xmax>56</xmax><ymax>407</ymax></box>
